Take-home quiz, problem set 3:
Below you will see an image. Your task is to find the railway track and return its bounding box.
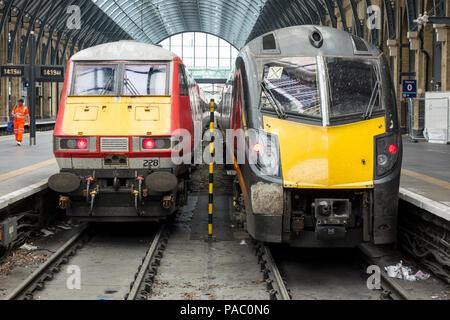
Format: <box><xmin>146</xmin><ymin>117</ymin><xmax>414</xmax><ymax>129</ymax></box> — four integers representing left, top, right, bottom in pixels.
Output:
<box><xmin>254</xmin><ymin>242</ymin><xmax>291</xmax><ymax>300</ymax></box>
<box><xmin>6</xmin><ymin>224</ymin><xmax>90</xmax><ymax>300</ymax></box>
<box><xmin>6</xmin><ymin>223</ymin><xmax>171</xmax><ymax>300</ymax></box>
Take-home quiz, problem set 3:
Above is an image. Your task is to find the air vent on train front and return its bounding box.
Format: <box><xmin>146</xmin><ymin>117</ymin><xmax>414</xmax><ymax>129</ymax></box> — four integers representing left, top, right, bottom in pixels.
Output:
<box><xmin>262</xmin><ymin>33</ymin><xmax>276</xmax><ymax>50</ymax></box>
<box><xmin>351</xmin><ymin>35</ymin><xmax>370</xmax><ymax>55</ymax></box>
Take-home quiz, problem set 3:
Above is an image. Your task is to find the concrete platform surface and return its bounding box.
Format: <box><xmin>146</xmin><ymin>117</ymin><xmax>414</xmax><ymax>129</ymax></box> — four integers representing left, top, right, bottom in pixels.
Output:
<box><xmin>401</xmin><ymin>137</ymin><xmax>450</xmax><ymax>220</ymax></box>
<box><xmin>0</xmin><ymin>132</ymin><xmax>57</xmax><ymax>201</ymax></box>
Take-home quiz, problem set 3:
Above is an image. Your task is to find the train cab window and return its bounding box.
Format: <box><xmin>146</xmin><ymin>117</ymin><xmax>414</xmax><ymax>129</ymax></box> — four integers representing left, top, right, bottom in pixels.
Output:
<box><xmin>260</xmin><ymin>57</ymin><xmax>321</xmax><ymax>119</ymax></box>
<box><xmin>326</xmin><ymin>57</ymin><xmax>383</xmax><ymax>119</ymax></box>
<box><xmin>72</xmin><ymin>64</ymin><xmax>118</xmax><ymax>96</ymax></box>
<box><xmin>124</xmin><ymin>64</ymin><xmax>167</xmax><ymax>96</ymax></box>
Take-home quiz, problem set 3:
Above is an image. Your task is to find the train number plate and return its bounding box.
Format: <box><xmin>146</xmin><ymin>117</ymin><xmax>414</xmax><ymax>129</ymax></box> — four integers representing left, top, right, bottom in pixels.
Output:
<box><xmin>143</xmin><ymin>159</ymin><xmax>160</xmax><ymax>168</ymax></box>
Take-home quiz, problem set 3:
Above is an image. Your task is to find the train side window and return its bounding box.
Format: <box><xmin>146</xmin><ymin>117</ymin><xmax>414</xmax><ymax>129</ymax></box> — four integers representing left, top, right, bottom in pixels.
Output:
<box><xmin>179</xmin><ymin>64</ymin><xmax>189</xmax><ymax>96</ymax></box>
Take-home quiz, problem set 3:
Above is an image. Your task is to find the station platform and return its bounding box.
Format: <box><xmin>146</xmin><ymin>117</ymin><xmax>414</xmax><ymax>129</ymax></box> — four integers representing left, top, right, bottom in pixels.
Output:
<box><xmin>400</xmin><ymin>136</ymin><xmax>450</xmax><ymax>221</ymax></box>
<box><xmin>0</xmin><ymin>132</ymin><xmax>448</xmax><ymax>222</ymax></box>
<box><xmin>0</xmin><ymin>131</ymin><xmax>57</xmax><ymax>209</ymax></box>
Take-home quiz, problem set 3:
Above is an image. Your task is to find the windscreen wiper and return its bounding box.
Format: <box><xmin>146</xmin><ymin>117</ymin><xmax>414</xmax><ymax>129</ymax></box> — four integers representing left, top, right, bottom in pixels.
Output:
<box><xmin>124</xmin><ymin>77</ymin><xmax>140</xmax><ymax>95</ymax></box>
<box><xmin>260</xmin><ymin>80</ymin><xmax>287</xmax><ymax>119</ymax></box>
<box><xmin>363</xmin><ymin>80</ymin><xmax>380</xmax><ymax>120</ymax></box>
<box><xmin>100</xmin><ymin>74</ymin><xmax>115</xmax><ymax>95</ymax></box>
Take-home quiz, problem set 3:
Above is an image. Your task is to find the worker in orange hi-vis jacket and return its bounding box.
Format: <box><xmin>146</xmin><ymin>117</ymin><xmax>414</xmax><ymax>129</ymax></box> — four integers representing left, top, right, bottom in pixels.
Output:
<box><xmin>12</xmin><ymin>99</ymin><xmax>29</xmax><ymax>146</ymax></box>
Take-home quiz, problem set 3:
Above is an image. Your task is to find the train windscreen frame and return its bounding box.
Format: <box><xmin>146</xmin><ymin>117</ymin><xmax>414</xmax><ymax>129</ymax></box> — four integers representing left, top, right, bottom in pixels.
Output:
<box><xmin>123</xmin><ymin>63</ymin><xmax>167</xmax><ymax>96</ymax></box>
<box><xmin>260</xmin><ymin>57</ymin><xmax>322</xmax><ymax>119</ymax></box>
<box><xmin>71</xmin><ymin>63</ymin><xmax>118</xmax><ymax>96</ymax></box>
<box><xmin>325</xmin><ymin>57</ymin><xmax>384</xmax><ymax>120</ymax></box>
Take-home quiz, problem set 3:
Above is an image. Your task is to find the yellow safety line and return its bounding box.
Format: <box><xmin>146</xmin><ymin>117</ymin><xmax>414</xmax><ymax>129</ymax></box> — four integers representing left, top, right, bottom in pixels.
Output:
<box><xmin>0</xmin><ymin>158</ymin><xmax>56</xmax><ymax>183</ymax></box>
<box><xmin>402</xmin><ymin>169</ymin><xmax>450</xmax><ymax>190</ymax></box>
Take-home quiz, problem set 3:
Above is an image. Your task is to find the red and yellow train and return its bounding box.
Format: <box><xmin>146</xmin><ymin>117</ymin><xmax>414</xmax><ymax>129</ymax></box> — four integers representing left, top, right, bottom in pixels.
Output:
<box><xmin>48</xmin><ymin>40</ymin><xmax>201</xmax><ymax>221</ymax></box>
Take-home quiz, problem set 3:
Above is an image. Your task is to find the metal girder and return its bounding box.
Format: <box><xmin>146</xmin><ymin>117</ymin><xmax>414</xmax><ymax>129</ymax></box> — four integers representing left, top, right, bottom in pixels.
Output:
<box><xmin>41</xmin><ymin>0</ymin><xmax>72</xmax><ymax>64</ymax></box>
<box><xmin>335</xmin><ymin>0</ymin><xmax>349</xmax><ymax>31</ymax></box>
<box><xmin>323</xmin><ymin>0</ymin><xmax>337</xmax><ymax>28</ymax></box>
<box><xmin>302</xmin><ymin>0</ymin><xmax>320</xmax><ymax>25</ymax></box>
<box><xmin>405</xmin><ymin>0</ymin><xmax>418</xmax><ymax>31</ymax></box>
<box><xmin>0</xmin><ymin>0</ymin><xmax>13</xmax><ymax>37</ymax></box>
<box><xmin>349</xmin><ymin>0</ymin><xmax>363</xmax><ymax>37</ymax></box>
<box><xmin>57</xmin><ymin>0</ymin><xmax>97</xmax><ymax>64</ymax></box>
<box><xmin>428</xmin><ymin>17</ymin><xmax>450</xmax><ymax>24</ymax></box>
<box><xmin>383</xmin><ymin>0</ymin><xmax>396</xmax><ymax>40</ymax></box>
<box><xmin>310</xmin><ymin>0</ymin><xmax>327</xmax><ymax>26</ymax></box>
<box><xmin>365</xmin><ymin>0</ymin><xmax>379</xmax><ymax>45</ymax></box>
<box><xmin>20</xmin><ymin>0</ymin><xmax>45</xmax><ymax>63</ymax></box>
<box><xmin>35</xmin><ymin>0</ymin><xmax>59</xmax><ymax>56</ymax></box>
<box><xmin>7</xmin><ymin>0</ymin><xmax>31</xmax><ymax>63</ymax></box>
<box><xmin>92</xmin><ymin>0</ymin><xmax>266</xmax><ymax>48</ymax></box>
<box><xmin>77</xmin><ymin>6</ymin><xmax>110</xmax><ymax>51</ymax></box>
<box><xmin>433</xmin><ymin>0</ymin><xmax>446</xmax><ymax>17</ymax></box>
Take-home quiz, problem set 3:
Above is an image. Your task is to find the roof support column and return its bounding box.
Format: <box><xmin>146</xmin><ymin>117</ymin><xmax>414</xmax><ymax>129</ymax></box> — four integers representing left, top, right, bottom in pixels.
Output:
<box><xmin>435</xmin><ymin>3</ymin><xmax>450</xmax><ymax>91</ymax></box>
<box><xmin>0</xmin><ymin>15</ymin><xmax>9</xmax><ymax>121</ymax></box>
<box><xmin>407</xmin><ymin>27</ymin><xmax>425</xmax><ymax>134</ymax></box>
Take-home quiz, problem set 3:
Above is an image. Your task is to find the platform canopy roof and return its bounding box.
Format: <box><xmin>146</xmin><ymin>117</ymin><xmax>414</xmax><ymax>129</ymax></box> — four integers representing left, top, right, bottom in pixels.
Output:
<box><xmin>90</xmin><ymin>0</ymin><xmax>442</xmax><ymax>49</ymax></box>
<box><xmin>1</xmin><ymin>0</ymin><xmax>442</xmax><ymax>55</ymax></box>
<box><xmin>92</xmin><ymin>0</ymin><xmax>267</xmax><ymax>48</ymax></box>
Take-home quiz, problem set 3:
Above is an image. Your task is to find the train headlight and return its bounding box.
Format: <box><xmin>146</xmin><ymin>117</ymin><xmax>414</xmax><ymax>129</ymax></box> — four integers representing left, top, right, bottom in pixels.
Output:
<box><xmin>377</xmin><ymin>154</ymin><xmax>388</xmax><ymax>166</ymax></box>
<box><xmin>136</xmin><ymin>137</ymin><xmax>171</xmax><ymax>151</ymax></box>
<box><xmin>55</xmin><ymin>137</ymin><xmax>96</xmax><ymax>151</ymax></box>
<box><xmin>375</xmin><ymin>134</ymin><xmax>401</xmax><ymax>177</ymax></box>
<box><xmin>76</xmin><ymin>138</ymin><xmax>88</xmax><ymax>150</ymax></box>
<box><xmin>142</xmin><ymin>138</ymin><xmax>155</xmax><ymax>149</ymax></box>
<box><xmin>248</xmin><ymin>131</ymin><xmax>281</xmax><ymax>177</ymax></box>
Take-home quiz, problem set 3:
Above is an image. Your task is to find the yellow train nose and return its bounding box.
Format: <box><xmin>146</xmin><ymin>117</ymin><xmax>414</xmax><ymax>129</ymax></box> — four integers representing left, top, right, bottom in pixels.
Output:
<box><xmin>263</xmin><ymin>116</ymin><xmax>386</xmax><ymax>189</ymax></box>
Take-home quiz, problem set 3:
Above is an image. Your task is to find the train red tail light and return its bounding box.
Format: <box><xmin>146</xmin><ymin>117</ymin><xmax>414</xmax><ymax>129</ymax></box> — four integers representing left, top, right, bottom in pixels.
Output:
<box><xmin>76</xmin><ymin>138</ymin><xmax>88</xmax><ymax>150</ymax></box>
<box><xmin>142</xmin><ymin>138</ymin><xmax>155</xmax><ymax>149</ymax></box>
<box><xmin>252</xmin><ymin>143</ymin><xmax>263</xmax><ymax>154</ymax></box>
<box><xmin>376</xmin><ymin>135</ymin><xmax>400</xmax><ymax>177</ymax></box>
<box><xmin>388</xmin><ymin>144</ymin><xmax>397</xmax><ymax>154</ymax></box>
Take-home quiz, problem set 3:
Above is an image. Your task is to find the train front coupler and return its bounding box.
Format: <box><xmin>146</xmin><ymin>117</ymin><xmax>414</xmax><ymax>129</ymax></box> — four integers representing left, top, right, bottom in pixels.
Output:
<box><xmin>313</xmin><ymin>199</ymin><xmax>351</xmax><ymax>240</ymax></box>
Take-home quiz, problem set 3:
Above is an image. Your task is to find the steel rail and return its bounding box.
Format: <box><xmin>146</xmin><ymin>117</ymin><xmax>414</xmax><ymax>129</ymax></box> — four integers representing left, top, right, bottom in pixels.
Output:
<box><xmin>261</xmin><ymin>245</ymin><xmax>290</xmax><ymax>300</ymax></box>
<box><xmin>358</xmin><ymin>245</ymin><xmax>412</xmax><ymax>300</ymax></box>
<box><xmin>126</xmin><ymin>225</ymin><xmax>165</xmax><ymax>300</ymax></box>
<box><xmin>6</xmin><ymin>224</ymin><xmax>88</xmax><ymax>300</ymax></box>
<box><xmin>255</xmin><ymin>242</ymin><xmax>290</xmax><ymax>300</ymax></box>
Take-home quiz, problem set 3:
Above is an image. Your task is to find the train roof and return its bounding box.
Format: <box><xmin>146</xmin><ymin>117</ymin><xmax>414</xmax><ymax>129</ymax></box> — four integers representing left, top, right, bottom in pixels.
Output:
<box><xmin>71</xmin><ymin>40</ymin><xmax>177</xmax><ymax>61</ymax></box>
<box><xmin>243</xmin><ymin>25</ymin><xmax>380</xmax><ymax>58</ymax></box>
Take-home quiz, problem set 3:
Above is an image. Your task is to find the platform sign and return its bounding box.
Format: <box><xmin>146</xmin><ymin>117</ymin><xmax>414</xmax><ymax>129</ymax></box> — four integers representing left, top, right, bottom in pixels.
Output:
<box><xmin>402</xmin><ymin>80</ymin><xmax>417</xmax><ymax>98</ymax></box>
<box><xmin>35</xmin><ymin>65</ymin><xmax>65</xmax><ymax>82</ymax></box>
<box><xmin>0</xmin><ymin>65</ymin><xmax>25</xmax><ymax>77</ymax></box>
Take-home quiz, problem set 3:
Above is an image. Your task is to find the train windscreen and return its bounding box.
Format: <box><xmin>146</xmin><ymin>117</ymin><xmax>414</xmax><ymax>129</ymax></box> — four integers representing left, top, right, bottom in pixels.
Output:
<box><xmin>72</xmin><ymin>64</ymin><xmax>118</xmax><ymax>96</ymax></box>
<box><xmin>260</xmin><ymin>57</ymin><xmax>321</xmax><ymax>119</ymax></box>
<box><xmin>124</xmin><ymin>64</ymin><xmax>167</xmax><ymax>96</ymax></box>
<box><xmin>326</xmin><ymin>57</ymin><xmax>383</xmax><ymax>118</ymax></box>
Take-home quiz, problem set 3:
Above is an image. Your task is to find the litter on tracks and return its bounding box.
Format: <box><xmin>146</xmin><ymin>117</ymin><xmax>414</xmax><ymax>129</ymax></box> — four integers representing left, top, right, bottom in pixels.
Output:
<box><xmin>384</xmin><ymin>260</ymin><xmax>430</xmax><ymax>281</ymax></box>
